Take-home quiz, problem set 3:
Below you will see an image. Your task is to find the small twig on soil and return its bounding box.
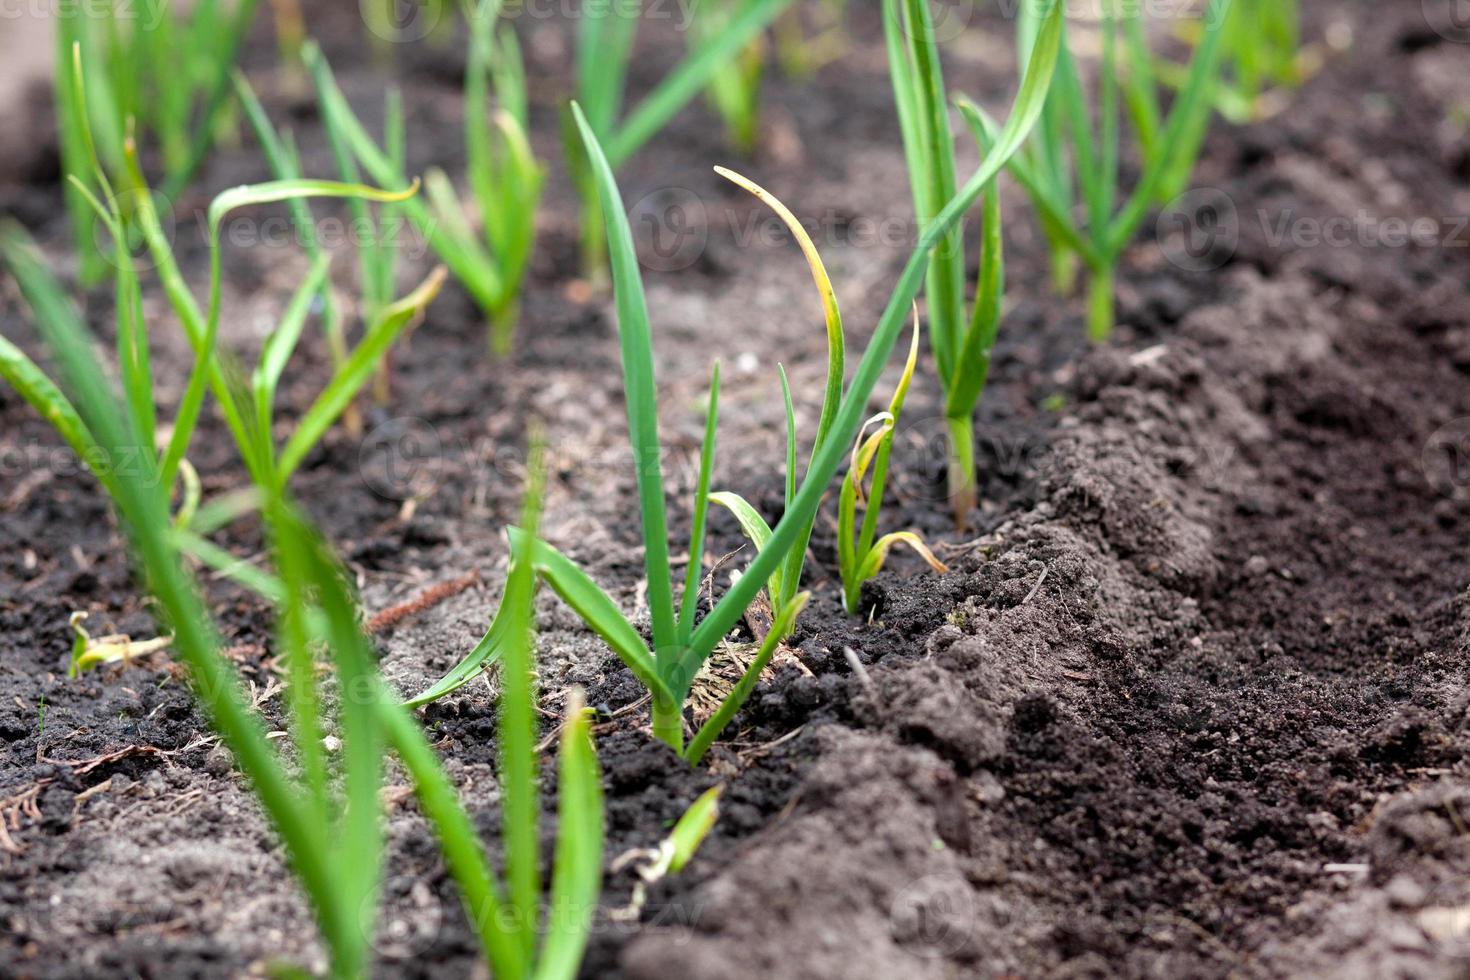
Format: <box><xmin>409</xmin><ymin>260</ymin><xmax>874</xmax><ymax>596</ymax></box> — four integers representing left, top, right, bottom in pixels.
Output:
<box><xmin>1021</xmin><ymin>563</ymin><xmax>1049</xmax><ymax>605</ymax></box>
<box><xmin>736</xmin><ymin>724</ymin><xmax>805</xmax><ymax>764</ymax></box>
<box><xmin>367</xmin><ymin>570</ymin><xmax>481</xmax><ymax>633</ymax></box>
<box><xmin>2</xmin><ymin>740</ymin><xmax>214</xmax><ymax>853</ymax></box>
<box><xmin>843</xmin><ymin>647</ymin><xmax>879</xmax><ymax>708</ymax></box>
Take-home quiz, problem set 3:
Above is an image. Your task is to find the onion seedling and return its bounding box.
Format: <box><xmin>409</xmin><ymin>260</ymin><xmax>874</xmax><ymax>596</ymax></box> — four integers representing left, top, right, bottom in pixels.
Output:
<box><xmin>408</xmin><ymin>17</ymin><xmax>1060</xmax><ymax>759</ymax></box>
<box><xmin>232</xmin><ymin>72</ymin><xmax>351</xmax><ymax>374</ymax></box>
<box><xmin>1003</xmin><ymin>0</ymin><xmax>1234</xmax><ymax>341</ymax></box>
<box><xmin>705</xmin><ymin>167</ymin><xmax>843</xmax><ymax>640</ymax></box>
<box><xmin>456</xmin><ymin>0</ymin><xmax>544</xmax><ymax>354</ymax></box>
<box><xmin>774</xmin><ymin>0</ymin><xmax>850</xmax><ymax>79</ymax></box>
<box><xmin>3</xmin><ymin>229</ymin><xmax>604</xmax><ymax>978</ymax></box>
<box><xmin>836</xmin><ymin>320</ymin><xmax>947</xmax><ymax>615</ymax></box>
<box><xmin>566</xmin><ymin>0</ymin><xmax>796</xmax><ymax>277</ymax></box>
<box><xmin>55</xmin><ymin>0</ymin><xmax>262</xmax><ymax>283</ymax></box>
<box><xmin>695</xmin><ymin>2</ymin><xmax>770</xmax><ymax>154</ymax></box>
<box><xmin>2</xmin><ymin>215</ymin><xmax>392</xmax><ymax>979</ymax></box>
<box><xmin>114</xmin><ymin>164</ymin><xmax>440</xmax><ymax>496</ymax></box>
<box><xmin>234</xmin><ymin>69</ymin><xmax>417</xmax><ymax>408</ymax></box>
<box><xmin>1151</xmin><ymin>0</ymin><xmax>1304</xmax><ymax>129</ymax></box>
<box><xmin>883</xmin><ymin>0</ymin><xmax>1064</xmax><ymax>525</ymax></box>
<box><xmin>303</xmin><ymin>17</ymin><xmax>542</xmax><ymax>355</ymax></box>
<box><xmin>13</xmin><ymin>48</ymin><xmax>440</xmax><ymax>524</ymax></box>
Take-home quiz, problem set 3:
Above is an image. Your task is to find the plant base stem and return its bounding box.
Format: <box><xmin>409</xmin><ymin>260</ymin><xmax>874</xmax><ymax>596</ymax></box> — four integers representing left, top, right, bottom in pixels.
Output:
<box><xmin>579</xmin><ymin>191</ymin><xmax>608</xmax><ymax>289</ymax></box>
<box><xmin>652</xmin><ymin>696</ymin><xmax>684</xmax><ymax>755</ymax></box>
<box><xmin>945</xmin><ymin>413</ymin><xmax>977</xmax><ymax>530</ymax></box>
<box><xmin>1086</xmin><ymin>265</ymin><xmax>1116</xmax><ymax>343</ymax></box>
<box><xmin>1049</xmin><ymin>244</ymin><xmax>1079</xmax><ymax>296</ymax></box>
<box><xmin>490</xmin><ymin>301</ymin><xmax>519</xmax><ymax>358</ymax></box>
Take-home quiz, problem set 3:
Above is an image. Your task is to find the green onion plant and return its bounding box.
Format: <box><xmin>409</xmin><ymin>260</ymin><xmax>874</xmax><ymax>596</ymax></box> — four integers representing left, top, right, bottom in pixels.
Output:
<box><xmin>1</xmin><ymin>219</ymin><xmax>603</xmax><ymax>980</ymax></box>
<box><xmin>408</xmin><ymin>12</ymin><xmax>1060</xmax><ymax>759</ymax></box>
<box><xmin>1154</xmin><ymin>0</ymin><xmax>1304</xmax><ymax>126</ymax></box>
<box><xmin>1000</xmin><ymin>0</ymin><xmax>1234</xmax><ymax>342</ymax></box>
<box><xmin>55</xmin><ymin>0</ymin><xmax>262</xmax><ymax>284</ymax></box>
<box><xmin>25</xmin><ymin>47</ymin><xmax>443</xmax><ymax>524</ymax></box>
<box><xmin>774</xmin><ymin>0</ymin><xmax>850</xmax><ymax>78</ymax></box>
<box><xmin>836</xmin><ymin>319</ymin><xmax>947</xmax><ymax>615</ymax></box>
<box><xmin>705</xmin><ymin>167</ymin><xmax>843</xmax><ymax>641</ymax></box>
<box><xmin>883</xmin><ymin>0</ymin><xmax>1066</xmax><ymax>525</ymax></box>
<box><xmin>115</xmin><ymin>164</ymin><xmax>441</xmax><ymax>497</ymax></box>
<box><xmin>303</xmin><ymin>3</ymin><xmax>543</xmax><ymax>355</ymax></box>
<box><xmin>234</xmin><ymin>69</ymin><xmax>417</xmax><ymax>410</ymax></box>
<box><xmin>9</xmin><ymin>51</ymin><xmax>406</xmax><ymax>521</ymax></box>
<box><xmin>695</xmin><ymin>3</ymin><xmax>770</xmax><ymax>154</ymax></box>
<box><xmin>566</xmin><ymin>0</ymin><xmax>796</xmax><ymax>277</ymax></box>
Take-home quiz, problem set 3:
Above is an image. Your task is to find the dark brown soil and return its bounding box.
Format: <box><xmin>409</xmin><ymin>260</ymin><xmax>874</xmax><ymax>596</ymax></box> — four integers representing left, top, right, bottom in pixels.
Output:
<box><xmin>4</xmin><ymin>1</ymin><xmax>1470</xmax><ymax>977</ymax></box>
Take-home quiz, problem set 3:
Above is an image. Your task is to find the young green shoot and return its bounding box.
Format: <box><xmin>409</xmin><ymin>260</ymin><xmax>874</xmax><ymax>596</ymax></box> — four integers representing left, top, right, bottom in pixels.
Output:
<box><xmin>1153</xmin><ymin>0</ymin><xmax>1306</xmax><ymax>127</ymax></box>
<box><xmin>696</xmin><ymin>2</ymin><xmax>770</xmax><ymax>154</ymax></box>
<box><xmin>566</xmin><ymin>0</ymin><xmax>796</xmax><ymax>277</ymax></box>
<box><xmin>612</xmin><ymin>784</ymin><xmax>722</xmax><ymax>917</ymax></box>
<box><xmin>884</xmin><ymin>0</ymin><xmax>1064</xmax><ymax>525</ymax></box>
<box><xmin>67</xmin><ymin>612</ymin><xmax>174</xmax><ymax>677</ymax></box>
<box><xmin>55</xmin><ymin>0</ymin><xmax>263</xmax><ymax>281</ymax></box>
<box><xmin>1004</xmin><ymin>0</ymin><xmax>1235</xmax><ymax>341</ymax></box>
<box><xmin>707</xmin><ymin>166</ymin><xmax>843</xmax><ymax>640</ymax></box>
<box><xmin>836</xmin><ymin>318</ymin><xmax>948</xmax><ymax>616</ymax></box>
<box><xmin>232</xmin><ymin>71</ymin><xmax>349</xmax><ymax>371</ymax></box>
<box><xmin>3</xmin><ymin>227</ymin><xmax>603</xmax><ymax>977</ymax></box>
<box><xmin>302</xmin><ymin>6</ymin><xmax>542</xmax><ymax>355</ymax></box>
<box><xmin>2</xmin><ymin>209</ymin><xmax>391</xmax><ymax>979</ymax></box>
<box><xmin>459</xmin><ymin>0</ymin><xmax>544</xmax><ymax>353</ymax></box>
<box><xmin>407</xmin><ymin>39</ymin><xmax>1059</xmax><ymax>758</ymax></box>
<box><xmin>13</xmin><ymin>47</ymin><xmax>442</xmax><ymax>528</ymax></box>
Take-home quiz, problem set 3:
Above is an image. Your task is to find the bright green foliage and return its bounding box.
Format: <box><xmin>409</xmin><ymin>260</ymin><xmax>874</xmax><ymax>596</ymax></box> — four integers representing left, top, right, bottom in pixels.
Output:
<box><xmin>667</xmin><ymin>786</ymin><xmax>722</xmax><ymax>868</ymax></box>
<box><xmin>410</xmin><ymin>61</ymin><xmax>1059</xmax><ymax>758</ymax></box>
<box><xmin>379</xmin><ymin>445</ymin><xmax>605</xmax><ymax>980</ymax></box>
<box><xmin>2</xmin><ymin>227</ymin><xmax>604</xmax><ymax>976</ymax></box>
<box><xmin>232</xmin><ymin>72</ymin><xmax>350</xmax><ymax>372</ymax></box>
<box><xmin>459</xmin><ymin>0</ymin><xmax>544</xmax><ymax>354</ymax></box>
<box><xmin>56</xmin><ymin>0</ymin><xmax>262</xmax><ymax>283</ymax></box>
<box><xmin>836</xmin><ymin>319</ymin><xmax>948</xmax><ymax>616</ymax></box>
<box><xmin>14</xmin><ymin>48</ymin><xmax>441</xmax><ymax>520</ymax></box>
<box><xmin>312</xmin><ymin>75</ymin><xmax>407</xmax><ymax>344</ymax></box>
<box><xmin>883</xmin><ymin>0</ymin><xmax>1064</xmax><ymax>526</ymax></box>
<box><xmin>2</xmin><ymin>206</ymin><xmax>390</xmax><ymax>979</ymax></box>
<box><xmin>303</xmin><ymin>10</ymin><xmax>542</xmax><ymax>355</ymax></box>
<box><xmin>120</xmin><ymin>168</ymin><xmax>436</xmax><ymax>495</ymax></box>
<box><xmin>566</xmin><ymin>0</ymin><xmax>796</xmax><ymax>277</ymax></box>
<box><xmin>1002</xmin><ymin>0</ymin><xmax>1234</xmax><ymax>342</ymax></box>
